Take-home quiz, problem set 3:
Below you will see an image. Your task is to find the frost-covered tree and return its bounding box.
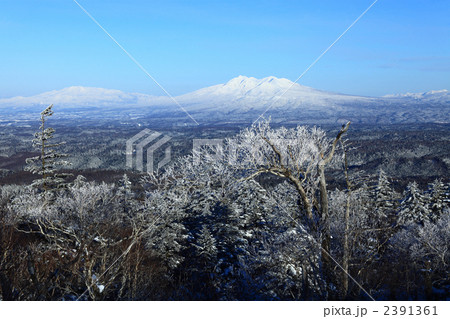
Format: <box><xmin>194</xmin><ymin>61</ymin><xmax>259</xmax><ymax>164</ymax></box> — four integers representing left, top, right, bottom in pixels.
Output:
<box><xmin>223</xmin><ymin>120</ymin><xmax>350</xmax><ymax>291</ymax></box>
<box><xmin>25</xmin><ymin>104</ymin><xmax>71</xmax><ymax>194</ymax></box>
<box><xmin>171</xmin><ymin>120</ymin><xmax>350</xmax><ymax>298</ymax></box>
<box><xmin>225</xmin><ymin>121</ymin><xmax>349</xmax><ymax>226</ymax></box>
<box><xmin>373</xmin><ymin>169</ymin><xmax>398</xmax><ymax>220</ymax></box>
<box><xmin>11</xmin><ymin>181</ymin><xmax>114</xmax><ymax>299</ymax></box>
<box><xmin>411</xmin><ymin>214</ymin><xmax>449</xmax><ymax>277</ymax></box>
<box><xmin>195</xmin><ymin>225</ymin><xmax>218</xmax><ymax>266</ymax></box>
<box><xmin>117</xmin><ymin>173</ymin><xmax>137</xmax><ymax>219</ymax></box>
<box><xmin>0</xmin><ymin>184</ymin><xmax>23</xmax><ymax>300</ymax></box>
<box><xmin>140</xmin><ymin>138</ymin><xmax>330</xmax><ymax>300</ymax></box>
<box><xmin>427</xmin><ymin>179</ymin><xmax>449</xmax><ymax>221</ymax></box>
<box><xmin>260</xmin><ymin>182</ymin><xmax>326</xmax><ymax>300</ymax></box>
<box><xmin>141</xmin><ymin>154</ymin><xmax>250</xmax><ymax>299</ymax></box>
<box><xmin>398</xmin><ymin>182</ymin><xmax>430</xmax><ymax>225</ymax></box>
<box><xmin>388</xmin><ymin>212</ymin><xmax>449</xmax><ymax>299</ymax></box>
<box><xmin>140</xmin><ymin>171</ymin><xmax>190</xmax><ymax>273</ymax></box>
<box><xmin>8</xmin><ymin>178</ymin><xmax>166</xmax><ymax>300</ymax></box>
<box><xmin>329</xmin><ymin>187</ymin><xmax>376</xmax><ymax>296</ymax></box>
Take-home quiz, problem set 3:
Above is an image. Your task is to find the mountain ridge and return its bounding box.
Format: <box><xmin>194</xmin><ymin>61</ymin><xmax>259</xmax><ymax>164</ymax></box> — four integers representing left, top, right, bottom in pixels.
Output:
<box><xmin>1</xmin><ymin>75</ymin><xmax>448</xmax><ymax>108</ymax></box>
<box><xmin>0</xmin><ymin>76</ymin><xmax>448</xmax><ymax>124</ymax></box>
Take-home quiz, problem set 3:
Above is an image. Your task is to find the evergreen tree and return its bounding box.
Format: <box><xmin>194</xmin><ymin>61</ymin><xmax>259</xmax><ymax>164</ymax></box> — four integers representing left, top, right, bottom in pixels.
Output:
<box><xmin>25</xmin><ymin>104</ymin><xmax>71</xmax><ymax>194</ymax></box>
<box><xmin>117</xmin><ymin>174</ymin><xmax>135</xmax><ymax>217</ymax></box>
<box><xmin>427</xmin><ymin>179</ymin><xmax>449</xmax><ymax>221</ymax></box>
<box><xmin>195</xmin><ymin>224</ymin><xmax>218</xmax><ymax>266</ymax></box>
<box><xmin>373</xmin><ymin>169</ymin><xmax>397</xmax><ymax>220</ymax></box>
<box><xmin>398</xmin><ymin>182</ymin><xmax>430</xmax><ymax>225</ymax></box>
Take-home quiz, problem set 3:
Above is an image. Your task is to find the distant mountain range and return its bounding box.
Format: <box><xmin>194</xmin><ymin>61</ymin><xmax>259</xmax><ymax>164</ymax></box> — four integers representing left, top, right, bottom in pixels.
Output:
<box><xmin>1</xmin><ymin>76</ymin><xmax>448</xmax><ymax>125</ymax></box>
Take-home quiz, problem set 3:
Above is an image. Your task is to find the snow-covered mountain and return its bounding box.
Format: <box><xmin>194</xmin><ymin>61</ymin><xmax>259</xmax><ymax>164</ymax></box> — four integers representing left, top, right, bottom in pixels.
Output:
<box><xmin>0</xmin><ymin>76</ymin><xmax>448</xmax><ymax>124</ymax></box>
<box><xmin>178</xmin><ymin>76</ymin><xmax>448</xmax><ymax>123</ymax></box>
<box><xmin>176</xmin><ymin>75</ymin><xmax>378</xmax><ymax>113</ymax></box>
<box><xmin>0</xmin><ymin>86</ymin><xmax>170</xmax><ymax>109</ymax></box>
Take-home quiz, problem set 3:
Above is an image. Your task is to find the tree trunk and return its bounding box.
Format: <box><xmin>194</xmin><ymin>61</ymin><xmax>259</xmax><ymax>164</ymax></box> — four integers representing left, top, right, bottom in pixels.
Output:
<box><xmin>342</xmin><ymin>140</ymin><xmax>351</xmax><ymax>299</ymax></box>
<box><xmin>289</xmin><ymin>175</ymin><xmax>314</xmax><ymax>226</ymax></box>
<box><xmin>318</xmin><ymin>122</ymin><xmax>350</xmax><ymax>297</ymax></box>
<box><xmin>318</xmin><ymin>162</ymin><xmax>332</xmax><ymax>293</ymax></box>
<box><xmin>342</xmin><ymin>194</ymin><xmax>350</xmax><ymax>299</ymax></box>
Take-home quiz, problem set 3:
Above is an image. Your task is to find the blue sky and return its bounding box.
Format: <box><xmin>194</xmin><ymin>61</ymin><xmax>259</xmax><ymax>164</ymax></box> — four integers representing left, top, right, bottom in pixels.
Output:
<box><xmin>0</xmin><ymin>0</ymin><xmax>449</xmax><ymax>98</ymax></box>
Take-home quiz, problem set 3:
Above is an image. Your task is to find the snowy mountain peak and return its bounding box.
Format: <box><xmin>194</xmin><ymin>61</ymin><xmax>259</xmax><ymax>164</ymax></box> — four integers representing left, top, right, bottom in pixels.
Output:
<box><xmin>226</xmin><ymin>75</ymin><xmax>252</xmax><ymax>84</ymax></box>
<box><xmin>225</xmin><ymin>75</ymin><xmax>295</xmax><ymax>89</ymax></box>
<box><xmin>215</xmin><ymin>75</ymin><xmax>303</xmax><ymax>97</ymax></box>
<box><xmin>223</xmin><ymin>75</ymin><xmax>259</xmax><ymax>91</ymax></box>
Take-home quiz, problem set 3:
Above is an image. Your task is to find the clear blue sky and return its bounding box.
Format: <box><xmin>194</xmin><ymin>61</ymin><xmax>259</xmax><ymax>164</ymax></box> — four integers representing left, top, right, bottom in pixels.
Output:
<box><xmin>0</xmin><ymin>0</ymin><xmax>449</xmax><ymax>98</ymax></box>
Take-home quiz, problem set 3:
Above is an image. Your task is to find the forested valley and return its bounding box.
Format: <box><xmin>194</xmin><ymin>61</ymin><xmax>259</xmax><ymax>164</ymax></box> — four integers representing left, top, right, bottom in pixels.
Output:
<box><xmin>0</xmin><ymin>106</ymin><xmax>448</xmax><ymax>301</ymax></box>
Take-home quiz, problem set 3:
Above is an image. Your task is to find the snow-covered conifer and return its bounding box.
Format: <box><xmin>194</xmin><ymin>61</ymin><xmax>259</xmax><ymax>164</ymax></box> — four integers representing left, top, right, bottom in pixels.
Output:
<box><xmin>398</xmin><ymin>182</ymin><xmax>430</xmax><ymax>225</ymax></box>
<box><xmin>373</xmin><ymin>169</ymin><xmax>397</xmax><ymax>219</ymax></box>
<box><xmin>25</xmin><ymin>104</ymin><xmax>71</xmax><ymax>194</ymax></box>
<box><xmin>427</xmin><ymin>179</ymin><xmax>449</xmax><ymax>221</ymax></box>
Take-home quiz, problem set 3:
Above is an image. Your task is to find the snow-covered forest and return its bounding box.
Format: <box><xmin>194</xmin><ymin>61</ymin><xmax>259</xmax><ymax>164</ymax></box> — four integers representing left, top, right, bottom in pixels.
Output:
<box><xmin>0</xmin><ymin>107</ymin><xmax>448</xmax><ymax>301</ymax></box>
